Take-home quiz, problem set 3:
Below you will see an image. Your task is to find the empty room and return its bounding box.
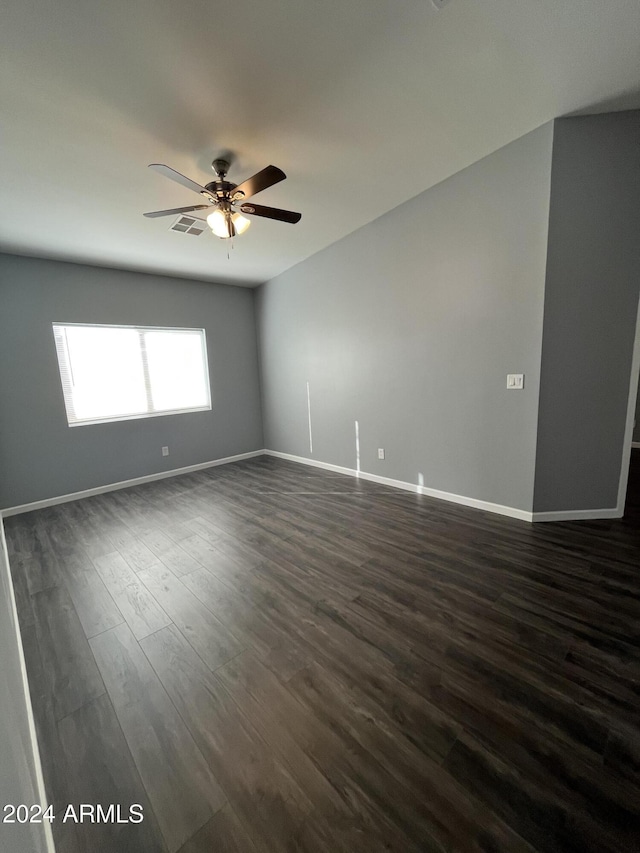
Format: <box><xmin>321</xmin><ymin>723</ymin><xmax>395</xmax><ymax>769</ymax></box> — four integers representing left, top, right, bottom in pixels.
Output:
<box><xmin>1</xmin><ymin>1</ymin><xmax>640</xmax><ymax>852</ymax></box>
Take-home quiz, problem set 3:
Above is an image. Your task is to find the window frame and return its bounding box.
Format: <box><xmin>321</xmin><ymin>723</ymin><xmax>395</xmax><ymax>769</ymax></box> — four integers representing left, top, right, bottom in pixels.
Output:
<box><xmin>52</xmin><ymin>322</ymin><xmax>212</xmax><ymax>428</ymax></box>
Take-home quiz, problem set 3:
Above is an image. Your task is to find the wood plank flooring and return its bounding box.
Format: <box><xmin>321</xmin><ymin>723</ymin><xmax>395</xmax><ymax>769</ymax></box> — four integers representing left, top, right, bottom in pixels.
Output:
<box><xmin>4</xmin><ymin>452</ymin><xmax>640</xmax><ymax>853</ymax></box>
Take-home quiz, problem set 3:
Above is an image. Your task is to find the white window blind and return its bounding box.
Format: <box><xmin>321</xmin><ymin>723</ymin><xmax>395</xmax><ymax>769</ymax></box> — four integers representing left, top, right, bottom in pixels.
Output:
<box><xmin>52</xmin><ymin>323</ymin><xmax>211</xmax><ymax>426</ymax></box>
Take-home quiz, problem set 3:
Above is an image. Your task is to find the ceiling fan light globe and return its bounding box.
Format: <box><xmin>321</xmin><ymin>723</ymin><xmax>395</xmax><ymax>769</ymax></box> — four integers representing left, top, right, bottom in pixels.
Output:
<box><xmin>231</xmin><ymin>213</ymin><xmax>251</xmax><ymax>235</ymax></box>
<box><xmin>207</xmin><ymin>209</ymin><xmax>232</xmax><ymax>238</ymax></box>
<box><xmin>207</xmin><ymin>209</ymin><xmax>251</xmax><ymax>239</ymax></box>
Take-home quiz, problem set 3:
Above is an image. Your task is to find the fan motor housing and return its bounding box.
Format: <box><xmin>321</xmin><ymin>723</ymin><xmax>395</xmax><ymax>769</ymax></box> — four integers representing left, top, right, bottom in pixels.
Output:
<box><xmin>204</xmin><ymin>180</ymin><xmax>236</xmax><ymax>198</ymax></box>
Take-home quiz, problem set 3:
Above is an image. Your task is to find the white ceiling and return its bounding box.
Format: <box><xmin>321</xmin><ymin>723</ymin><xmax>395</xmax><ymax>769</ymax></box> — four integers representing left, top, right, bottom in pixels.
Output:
<box><xmin>1</xmin><ymin>0</ymin><xmax>639</xmax><ymax>287</ymax></box>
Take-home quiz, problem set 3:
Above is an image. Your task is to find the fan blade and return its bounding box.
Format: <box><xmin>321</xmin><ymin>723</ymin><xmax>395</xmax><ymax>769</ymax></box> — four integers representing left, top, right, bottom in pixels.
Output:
<box><xmin>144</xmin><ymin>205</ymin><xmax>210</xmax><ymax>218</ymax></box>
<box><xmin>232</xmin><ymin>165</ymin><xmax>286</xmax><ymax>200</ymax></box>
<box><xmin>148</xmin><ymin>164</ymin><xmax>209</xmax><ymax>196</ymax></box>
<box><xmin>240</xmin><ymin>202</ymin><xmax>301</xmax><ymax>224</ymax></box>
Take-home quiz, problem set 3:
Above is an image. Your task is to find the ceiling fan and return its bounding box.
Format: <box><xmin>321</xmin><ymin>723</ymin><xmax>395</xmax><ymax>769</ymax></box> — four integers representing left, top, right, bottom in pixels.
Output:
<box><xmin>144</xmin><ymin>158</ymin><xmax>301</xmax><ymax>239</ymax></box>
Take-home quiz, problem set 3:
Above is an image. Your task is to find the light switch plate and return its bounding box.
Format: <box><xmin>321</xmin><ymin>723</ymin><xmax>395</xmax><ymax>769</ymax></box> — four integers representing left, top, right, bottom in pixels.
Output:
<box><xmin>507</xmin><ymin>374</ymin><xmax>524</xmax><ymax>390</ymax></box>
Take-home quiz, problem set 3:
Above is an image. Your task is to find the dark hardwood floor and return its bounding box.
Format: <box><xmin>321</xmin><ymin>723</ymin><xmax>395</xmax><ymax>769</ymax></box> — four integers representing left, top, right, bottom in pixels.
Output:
<box><xmin>4</xmin><ymin>452</ymin><xmax>640</xmax><ymax>853</ymax></box>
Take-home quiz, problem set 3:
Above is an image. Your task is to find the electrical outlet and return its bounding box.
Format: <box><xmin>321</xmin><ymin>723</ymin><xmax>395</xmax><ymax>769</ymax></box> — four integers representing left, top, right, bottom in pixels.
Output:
<box><xmin>162</xmin><ymin>446</ymin><xmax>169</xmax><ymax>457</ymax></box>
<box><xmin>378</xmin><ymin>448</ymin><xmax>385</xmax><ymax>460</ymax></box>
<box><xmin>506</xmin><ymin>374</ymin><xmax>524</xmax><ymax>390</ymax></box>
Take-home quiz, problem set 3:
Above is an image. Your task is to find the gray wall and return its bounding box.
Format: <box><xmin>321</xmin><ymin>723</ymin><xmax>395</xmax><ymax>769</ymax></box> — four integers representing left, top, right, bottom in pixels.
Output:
<box><xmin>0</xmin><ymin>254</ymin><xmax>263</xmax><ymax>508</ymax></box>
<box><xmin>257</xmin><ymin>124</ymin><xmax>554</xmax><ymax>512</ymax></box>
<box><xmin>533</xmin><ymin>112</ymin><xmax>640</xmax><ymax>512</ymax></box>
<box><xmin>0</xmin><ymin>524</ymin><xmax>51</xmax><ymax>853</ymax></box>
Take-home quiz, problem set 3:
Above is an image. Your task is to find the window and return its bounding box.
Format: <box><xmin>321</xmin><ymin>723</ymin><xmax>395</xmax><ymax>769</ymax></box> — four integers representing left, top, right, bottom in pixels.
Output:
<box><xmin>52</xmin><ymin>323</ymin><xmax>211</xmax><ymax>426</ymax></box>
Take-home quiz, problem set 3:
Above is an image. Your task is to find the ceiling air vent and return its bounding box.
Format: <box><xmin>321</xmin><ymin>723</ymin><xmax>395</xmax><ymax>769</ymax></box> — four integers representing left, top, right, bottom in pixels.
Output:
<box><xmin>169</xmin><ymin>215</ymin><xmax>206</xmax><ymax>236</ymax></box>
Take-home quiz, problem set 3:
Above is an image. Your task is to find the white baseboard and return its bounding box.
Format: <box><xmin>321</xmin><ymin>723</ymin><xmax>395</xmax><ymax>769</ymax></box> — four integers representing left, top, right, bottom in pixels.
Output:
<box><xmin>264</xmin><ymin>450</ymin><xmax>535</xmax><ymax>522</ymax></box>
<box><xmin>0</xmin><ymin>450</ymin><xmax>266</xmax><ymax>518</ymax></box>
<box><xmin>531</xmin><ymin>507</ymin><xmax>622</xmax><ymax>522</ymax></box>
<box><xmin>265</xmin><ymin>450</ymin><xmax>626</xmax><ymax>523</ymax></box>
<box><xmin>2</xmin><ymin>446</ymin><xmax>625</xmax><ymax>524</ymax></box>
<box><xmin>0</xmin><ymin>525</ymin><xmax>56</xmax><ymax>853</ymax></box>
